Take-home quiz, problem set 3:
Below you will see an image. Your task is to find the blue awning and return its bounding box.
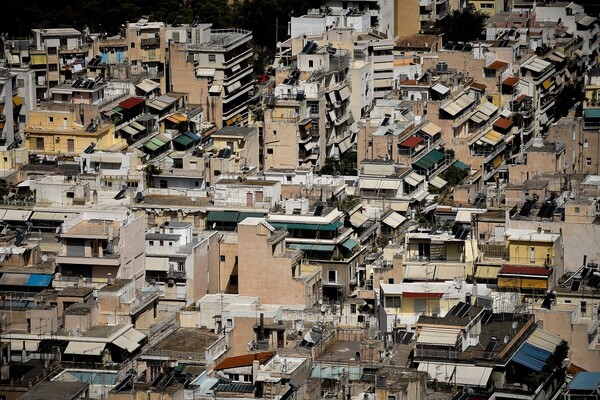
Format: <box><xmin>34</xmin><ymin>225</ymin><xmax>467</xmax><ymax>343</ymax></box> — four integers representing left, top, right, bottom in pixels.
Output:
<box><xmin>584</xmin><ymin>109</ymin><xmax>600</xmax><ymax>119</ymax></box>
<box><xmin>26</xmin><ymin>274</ymin><xmax>53</xmax><ymax>287</ymax></box>
<box><xmin>511</xmin><ymin>342</ymin><xmax>551</xmax><ymax>372</ymax></box>
<box><xmin>185</xmin><ymin>131</ymin><xmax>201</xmax><ymax>141</ymax></box>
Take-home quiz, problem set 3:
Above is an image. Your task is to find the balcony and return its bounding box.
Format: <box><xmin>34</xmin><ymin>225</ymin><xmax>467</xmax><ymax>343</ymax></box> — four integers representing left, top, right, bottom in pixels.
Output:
<box><xmin>141</xmin><ymin>37</ymin><xmax>161</xmax><ymax>48</ymax></box>
<box><xmin>56</xmin><ymin>249</ymin><xmax>120</xmax><ymax>266</ymax></box>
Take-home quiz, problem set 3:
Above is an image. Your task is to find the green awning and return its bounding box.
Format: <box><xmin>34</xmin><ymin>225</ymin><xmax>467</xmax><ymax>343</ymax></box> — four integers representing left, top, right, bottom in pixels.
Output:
<box><xmin>452</xmin><ymin>160</ymin><xmax>470</xmax><ymax>171</ymax></box>
<box><xmin>207</xmin><ymin>211</ymin><xmax>239</xmax><ymax>222</ymax></box>
<box><xmin>112</xmin><ymin>106</ymin><xmax>123</xmax><ymax>113</ymax></box>
<box><xmin>185</xmin><ymin>131</ymin><xmax>201</xmax><ymax>141</ymax></box>
<box><xmin>151</xmin><ymin>138</ymin><xmax>166</xmax><ymax>147</ymax></box>
<box><xmin>341</xmin><ymin>239</ymin><xmax>358</xmax><ymax>251</ymax></box>
<box><xmin>584</xmin><ymin>109</ymin><xmax>600</xmax><ymax>119</ymax></box>
<box><xmin>173</xmin><ymin>134</ymin><xmax>195</xmax><ymax>147</ymax></box>
<box><xmin>144</xmin><ymin>141</ymin><xmax>160</xmax><ymax>151</ymax></box>
<box><xmin>270</xmin><ymin>221</ymin><xmax>342</xmax><ymax>231</ymax></box>
<box><xmin>289</xmin><ymin>244</ymin><xmax>335</xmax><ymax>252</ymax></box>
<box><xmin>238</xmin><ymin>212</ymin><xmax>264</xmax><ymax>222</ymax></box>
<box><xmin>413</xmin><ymin>149</ymin><xmax>445</xmax><ymax>170</ymax></box>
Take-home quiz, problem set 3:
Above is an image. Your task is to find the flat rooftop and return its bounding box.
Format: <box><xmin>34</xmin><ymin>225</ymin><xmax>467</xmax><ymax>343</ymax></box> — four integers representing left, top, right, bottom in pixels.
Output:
<box><xmin>152</xmin><ymin>327</ymin><xmax>219</xmax><ymax>354</ymax></box>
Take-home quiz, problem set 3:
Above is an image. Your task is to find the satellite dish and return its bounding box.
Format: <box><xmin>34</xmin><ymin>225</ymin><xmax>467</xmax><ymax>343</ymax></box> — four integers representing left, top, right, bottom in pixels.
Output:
<box><xmin>41</xmin><ymin>254</ymin><xmax>48</xmax><ymax>262</ymax></box>
<box><xmin>512</xmin><ymin>321</ymin><xmax>518</xmax><ymax>329</ymax></box>
<box><xmin>503</xmin><ymin>335</ymin><xmax>509</xmax><ymax>344</ymax></box>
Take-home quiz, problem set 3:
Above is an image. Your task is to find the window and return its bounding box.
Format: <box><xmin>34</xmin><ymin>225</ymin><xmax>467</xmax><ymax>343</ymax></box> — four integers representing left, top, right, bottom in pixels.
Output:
<box><xmin>169</xmin><ymin>242</ymin><xmax>173</xmax><ymax>246</ymax></box>
<box><xmin>272</xmin><ymin>130</ymin><xmax>277</xmax><ymax>136</ymax></box>
<box><xmin>160</xmin><ymin>180</ymin><xmax>168</xmax><ymax>189</ymax></box>
<box><xmin>267</xmin><ymin>148</ymin><xmax>273</xmax><ymax>155</ymax></box>
<box><xmin>195</xmin><ymin>181</ymin><xmax>200</xmax><ymax>187</ymax></box>
<box><xmin>328</xmin><ymin>270</ymin><xmax>337</xmax><ymax>283</ymax></box>
<box><xmin>529</xmin><ymin>246</ymin><xmax>536</xmax><ymax>263</ymax></box>
<box><xmin>581</xmin><ymin>301</ymin><xmax>587</xmax><ymax>316</ymax></box>
<box><xmin>385</xmin><ymin>296</ymin><xmax>402</xmax><ymax>308</ymax></box>
<box><xmin>208</xmin><ymin>54</ymin><xmax>216</xmax><ymax>62</ymax></box>
<box><xmin>220</xmin><ymin>255</ymin><xmax>226</xmax><ymax>262</ymax></box>
<box><xmin>131</xmin><ymin>42</ymin><xmax>135</xmax><ymax>49</ymax></box>
<box><xmin>49</xmin><ymin>117</ymin><xmax>54</xmax><ymax>123</ymax></box>
<box><xmin>586</xmin><ymin>157</ymin><xmax>592</xmax><ymax>166</ymax></box>
<box><xmin>49</xmin><ymin>81</ymin><xmax>58</xmax><ymax>88</ymax></box>
<box><xmin>49</xmin><ymin>64</ymin><xmax>57</xmax><ymax>72</ymax></box>
<box><xmin>309</xmin><ymin>60</ymin><xmax>314</xmax><ymax>68</ymax></box>
<box><xmin>350</xmin><ymin>304</ymin><xmax>357</xmax><ymax>314</ymax></box>
<box><xmin>177</xmin><ymin>262</ymin><xmax>185</xmax><ymax>272</ymax></box>
<box><xmin>575</xmin><ymin>207</ymin><xmax>580</xmax><ymax>213</ymax></box>
<box><xmin>159</xmin><ymin>241</ymin><xmax>164</xmax><ymax>246</ymax></box>
<box><xmin>388</xmin><ymin>278</ymin><xmax>394</xmax><ymax>284</ymax></box>
<box><xmin>67</xmin><ymin>139</ymin><xmax>74</xmax><ymax>152</ymax></box>
<box><xmin>17</xmin><ymin>79</ymin><xmax>24</xmax><ymax>88</ymax></box>
<box><xmin>60</xmin><ymin>38</ymin><xmax>67</xmax><ymax>46</ymax></box>
<box><xmin>189</xmin><ymin>161</ymin><xmax>197</xmax><ymax>170</ymax></box>
<box><xmin>149</xmin><ymin>241</ymin><xmax>154</xmax><ymax>246</ymax></box>
<box><xmin>35</xmin><ymin>138</ymin><xmax>44</xmax><ymax>150</ymax></box>
<box><xmin>48</xmin><ymin>47</ymin><xmax>57</xmax><ymax>55</ymax></box>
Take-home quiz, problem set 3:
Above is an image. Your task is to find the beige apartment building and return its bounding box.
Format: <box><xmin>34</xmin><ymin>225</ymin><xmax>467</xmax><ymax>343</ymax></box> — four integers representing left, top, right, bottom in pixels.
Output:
<box><xmin>237</xmin><ymin>218</ymin><xmax>321</xmax><ymax>307</ymax></box>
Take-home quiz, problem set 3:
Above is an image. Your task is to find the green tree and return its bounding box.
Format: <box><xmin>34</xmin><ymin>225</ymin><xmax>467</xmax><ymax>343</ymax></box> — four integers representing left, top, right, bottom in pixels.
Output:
<box><xmin>434</xmin><ymin>4</ymin><xmax>488</xmax><ymax>44</ymax></box>
<box><xmin>441</xmin><ymin>165</ymin><xmax>468</xmax><ymax>186</ymax></box>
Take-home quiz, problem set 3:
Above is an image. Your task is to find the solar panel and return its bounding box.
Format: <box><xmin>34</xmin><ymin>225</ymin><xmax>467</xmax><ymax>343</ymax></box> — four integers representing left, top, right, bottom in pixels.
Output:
<box><xmin>570</xmin><ymin>279</ymin><xmax>581</xmax><ymax>292</ymax></box>
<box><xmin>581</xmin><ymin>267</ymin><xmax>590</xmax><ymax>280</ymax></box>
<box><xmin>484</xmin><ymin>339</ymin><xmax>498</xmax><ymax>353</ymax></box>
<box><xmin>301</xmin><ymin>42</ymin><xmax>312</xmax><ymax>53</ymax></box>
<box><xmin>519</xmin><ymin>200</ymin><xmax>534</xmax><ymax>216</ymax></box>
<box><xmin>456</xmin><ymin>303</ymin><xmax>471</xmax><ymax>318</ymax></box>
<box><xmin>449</xmin><ymin>302</ymin><xmax>464</xmax><ymax>316</ymax></box>
<box><xmin>482</xmin><ymin>310</ymin><xmax>492</xmax><ymax>325</ymax></box>
<box><xmin>402</xmin><ymin>332</ymin><xmax>414</xmax><ymax>344</ymax></box>
<box><xmin>314</xmin><ymin>205</ymin><xmax>324</xmax><ymax>216</ymax></box>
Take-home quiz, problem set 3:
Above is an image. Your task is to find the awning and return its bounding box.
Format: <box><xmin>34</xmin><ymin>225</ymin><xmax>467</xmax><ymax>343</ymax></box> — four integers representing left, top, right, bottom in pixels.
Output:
<box><xmin>382</xmin><ymin>212</ymin><xmax>407</xmax><ymax>228</ymax></box>
<box><xmin>121</xmin><ymin>125</ymin><xmax>139</xmax><ymax>136</ymax></box>
<box><xmin>456</xmin><ymin>210</ymin><xmax>475</xmax><ymax>223</ymax></box>
<box><xmin>380</xmin><ymin>180</ymin><xmax>400</xmax><ymax>190</ymax></box>
<box><xmin>113</xmin><ymin>335</ymin><xmax>141</xmax><ymax>353</ymax></box>
<box><xmin>130</xmin><ymin>121</ymin><xmax>146</xmax><ymax>131</ymax></box>
<box><xmin>419</xmin><ymin>122</ymin><xmax>442</xmax><ymax>137</ymax></box>
<box><xmin>173</xmin><ymin>133</ymin><xmax>195</xmax><ymax>147</ymax></box>
<box><xmin>270</xmin><ymin>221</ymin><xmax>342</xmax><ymax>231</ymax></box>
<box><xmin>166</xmin><ymin>114</ymin><xmax>188</xmax><ymax>124</ymax></box>
<box><xmin>209</xmin><ymin>85</ymin><xmax>222</xmax><ymax>95</ymax></box>
<box><xmin>418</xmin><ymin>363</ymin><xmax>455</xmax><ymax>383</ymax></box>
<box><xmin>542</xmin><ymin>79</ymin><xmax>551</xmax><ymax>90</ymax></box>
<box><xmin>414</xmin><ymin>149</ymin><xmax>445</xmax><ymax>170</ymax></box>
<box><xmin>207</xmin><ymin>211</ymin><xmax>239</xmax><ymax>222</ymax></box>
<box><xmin>454</xmin><ymin>365</ymin><xmax>493</xmax><ymax>387</ymax></box>
<box><xmin>31</xmin><ymin>211</ymin><xmax>75</xmax><ymax>221</ymax></box>
<box><xmin>146</xmin><ymin>257</ymin><xmax>170</xmax><ymax>271</ymax></box>
<box><xmin>25</xmin><ymin>274</ymin><xmax>53</xmax><ymax>287</ymax></box>
<box><xmin>135</xmin><ymin>78</ymin><xmax>160</xmax><ymax>93</ymax></box>
<box><xmin>359</xmin><ymin>179</ymin><xmax>381</xmax><ymax>190</ymax></box>
<box><xmin>481</xmin><ymin>130</ymin><xmax>503</xmax><ymax>146</ymax></box>
<box><xmin>350</xmin><ymin>212</ymin><xmax>369</xmax><ymax>228</ymax></box>
<box><xmin>399</xmin><ymin>136</ymin><xmax>423</xmax><ymax>148</ymax></box>
<box><xmin>10</xmin><ymin>340</ymin><xmax>39</xmax><ymax>352</ymax></box>
<box><xmin>391</xmin><ymin>202</ymin><xmax>409</xmax><ymax>212</ymax></box>
<box><xmin>0</xmin><ymin>273</ymin><xmax>30</xmax><ymax>286</ymax></box>
<box><xmin>123</xmin><ymin>328</ymin><xmax>146</xmax><ymax>343</ymax></box>
<box><xmin>431</xmin><ymin>83</ymin><xmax>450</xmax><ymax>95</ymax></box>
<box><xmin>429</xmin><ymin>176</ymin><xmax>447</xmax><ymax>189</ymax></box>
<box><xmin>13</xmin><ymin>95</ymin><xmax>22</xmax><ymax>107</ymax></box>
<box><xmin>405</xmin><ymin>172</ymin><xmax>425</xmax><ymax>187</ymax></box>
<box><xmin>511</xmin><ymin>342</ymin><xmax>551</xmax><ymax>372</ymax></box>
<box><xmin>185</xmin><ymin>131</ymin><xmax>201</xmax><ymax>141</ymax></box>
<box><xmin>30</xmin><ymin>54</ymin><xmax>47</xmax><ymax>65</ymax></box>
<box><xmin>119</xmin><ymin>97</ymin><xmax>144</xmax><ymax>110</ymax></box>
<box><xmin>417</xmin><ymin>328</ymin><xmax>461</xmax><ymax>345</ymax></box>
<box><xmin>2</xmin><ymin>209</ymin><xmax>31</xmax><ymax>222</ymax></box>
<box><xmin>144</xmin><ymin>141</ymin><xmax>161</xmax><ymax>152</ymax></box>
<box><xmin>475</xmin><ymin>265</ymin><xmax>500</xmax><ymax>279</ymax></box>
<box><xmin>338</xmin><ymin>85</ymin><xmax>351</xmax><ymax>101</ymax></box>
<box><xmin>584</xmin><ymin>109</ymin><xmax>600</xmax><ymax>119</ymax></box>
<box><xmin>289</xmin><ymin>243</ymin><xmax>335</xmax><ymax>252</ymax></box>
<box><xmin>64</xmin><ymin>341</ymin><xmax>106</xmax><ymax>356</ymax></box>
<box><xmin>196</xmin><ymin>68</ymin><xmax>216</xmax><ymax>77</ymax></box>
<box><xmin>341</xmin><ymin>239</ymin><xmax>358</xmax><ymax>251</ymax></box>
<box><xmin>435</xmin><ymin>266</ymin><xmax>465</xmax><ymax>280</ymax></box>
<box><xmin>452</xmin><ymin>160</ymin><xmax>469</xmax><ymax>171</ymax></box>
<box><xmin>404</xmin><ymin>265</ymin><xmax>435</xmax><ymax>280</ymax></box>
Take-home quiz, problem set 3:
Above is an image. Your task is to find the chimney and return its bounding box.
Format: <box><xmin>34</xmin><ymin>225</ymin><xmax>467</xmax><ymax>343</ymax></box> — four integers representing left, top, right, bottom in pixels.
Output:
<box><xmin>107</xmin><ymin>273</ymin><xmax>112</xmax><ymax>285</ymax></box>
<box><xmin>252</xmin><ymin>359</ymin><xmax>260</xmax><ymax>383</ymax></box>
<box><xmin>92</xmin><ymin>190</ymin><xmax>98</xmax><ymax>204</ymax></box>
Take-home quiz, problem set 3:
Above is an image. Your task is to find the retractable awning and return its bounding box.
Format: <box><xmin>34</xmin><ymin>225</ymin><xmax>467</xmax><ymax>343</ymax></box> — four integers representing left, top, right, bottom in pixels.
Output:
<box><xmin>64</xmin><ymin>341</ymin><xmax>106</xmax><ymax>356</ymax></box>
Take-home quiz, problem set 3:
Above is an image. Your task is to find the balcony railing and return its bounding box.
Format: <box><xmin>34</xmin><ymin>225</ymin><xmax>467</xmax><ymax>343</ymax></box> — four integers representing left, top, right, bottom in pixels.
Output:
<box><xmin>141</xmin><ymin>37</ymin><xmax>161</xmax><ymax>47</ymax></box>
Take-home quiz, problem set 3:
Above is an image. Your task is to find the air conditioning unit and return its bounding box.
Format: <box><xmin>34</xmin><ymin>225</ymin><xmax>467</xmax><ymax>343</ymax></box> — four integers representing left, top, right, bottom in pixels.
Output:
<box><xmin>167</xmin><ymin>279</ymin><xmax>174</xmax><ymax>286</ymax></box>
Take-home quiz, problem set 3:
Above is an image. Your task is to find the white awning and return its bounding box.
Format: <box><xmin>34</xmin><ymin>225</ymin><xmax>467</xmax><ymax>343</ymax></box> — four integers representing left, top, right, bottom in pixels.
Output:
<box><xmin>429</xmin><ymin>176</ymin><xmax>447</xmax><ymax>189</ymax></box>
<box><xmin>359</xmin><ymin>179</ymin><xmax>381</xmax><ymax>190</ymax></box>
<box><xmin>350</xmin><ymin>212</ymin><xmax>369</xmax><ymax>228</ymax></box>
<box><xmin>64</xmin><ymin>341</ymin><xmax>106</xmax><ymax>356</ymax></box>
<box><xmin>417</xmin><ymin>328</ymin><xmax>461</xmax><ymax>345</ymax></box>
<box><xmin>122</xmin><ymin>328</ymin><xmax>146</xmax><ymax>343</ymax></box>
<box><xmin>380</xmin><ymin>180</ymin><xmax>400</xmax><ymax>190</ymax></box>
<box><xmin>209</xmin><ymin>85</ymin><xmax>222</xmax><ymax>95</ymax></box>
<box><xmin>434</xmin><ymin>266</ymin><xmax>466</xmax><ymax>280</ymax></box>
<box><xmin>338</xmin><ymin>85</ymin><xmax>351</xmax><ymax>101</ymax></box>
<box><xmin>454</xmin><ymin>365</ymin><xmax>493</xmax><ymax>387</ymax></box>
<box><xmin>10</xmin><ymin>340</ymin><xmax>39</xmax><ymax>352</ymax></box>
<box><xmin>146</xmin><ymin>257</ymin><xmax>170</xmax><ymax>271</ymax></box>
<box><xmin>405</xmin><ymin>172</ymin><xmax>425</xmax><ymax>187</ymax></box>
<box><xmin>418</xmin><ymin>363</ymin><xmax>455</xmax><ymax>383</ymax></box>
<box><xmin>195</xmin><ymin>68</ymin><xmax>216</xmax><ymax>78</ymax></box>
<box><xmin>391</xmin><ymin>202</ymin><xmax>410</xmax><ymax>212</ymax></box>
<box><xmin>3</xmin><ymin>210</ymin><xmax>32</xmax><ymax>221</ymax></box>
<box><xmin>431</xmin><ymin>83</ymin><xmax>450</xmax><ymax>95</ymax></box>
<box><xmin>31</xmin><ymin>211</ymin><xmax>75</xmax><ymax>221</ymax></box>
<box><xmin>135</xmin><ymin>78</ymin><xmax>160</xmax><ymax>93</ymax></box>
<box><xmin>382</xmin><ymin>212</ymin><xmax>407</xmax><ymax>228</ymax></box>
<box><xmin>113</xmin><ymin>335</ymin><xmax>141</xmax><ymax>353</ymax></box>
<box><xmin>404</xmin><ymin>265</ymin><xmax>435</xmax><ymax>280</ymax></box>
<box><xmin>338</xmin><ymin>136</ymin><xmax>352</xmax><ymax>153</ymax></box>
<box><xmin>455</xmin><ymin>210</ymin><xmax>474</xmax><ymax>223</ymax></box>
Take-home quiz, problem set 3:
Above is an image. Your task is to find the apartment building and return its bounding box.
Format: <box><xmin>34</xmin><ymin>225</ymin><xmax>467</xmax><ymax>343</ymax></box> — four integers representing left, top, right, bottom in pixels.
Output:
<box><xmin>145</xmin><ymin>222</ymin><xmax>218</xmax><ymax>311</ymax></box>
<box><xmin>237</xmin><ymin>217</ymin><xmax>321</xmax><ymax>307</ymax></box>
<box><xmin>0</xmin><ymin>68</ymin><xmax>21</xmax><ymax>148</ymax></box>
<box><xmin>170</xmin><ymin>26</ymin><xmax>253</xmax><ymax>128</ymax></box>
<box><xmin>54</xmin><ymin>211</ymin><xmax>146</xmax><ymax>289</ymax></box>
<box><xmin>24</xmin><ymin>103</ymin><xmax>125</xmax><ymax>155</ymax></box>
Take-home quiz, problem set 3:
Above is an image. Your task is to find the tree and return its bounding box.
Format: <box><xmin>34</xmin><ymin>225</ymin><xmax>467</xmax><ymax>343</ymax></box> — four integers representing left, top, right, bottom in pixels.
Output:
<box><xmin>442</xmin><ymin>165</ymin><xmax>468</xmax><ymax>186</ymax></box>
<box><xmin>319</xmin><ymin>151</ymin><xmax>357</xmax><ymax>176</ymax></box>
<box><xmin>434</xmin><ymin>4</ymin><xmax>488</xmax><ymax>44</ymax></box>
